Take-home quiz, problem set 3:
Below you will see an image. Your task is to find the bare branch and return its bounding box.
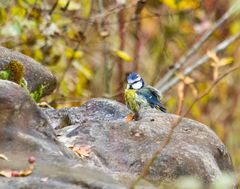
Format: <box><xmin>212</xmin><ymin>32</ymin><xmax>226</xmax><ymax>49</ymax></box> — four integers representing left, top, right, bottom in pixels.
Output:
<box><xmin>116</xmin><ymin>3</ymin><xmax>126</xmax><ymax>99</ymax></box>
<box><xmin>158</xmin><ymin>31</ymin><xmax>240</xmax><ymax>93</ymax></box>
<box><xmin>155</xmin><ymin>6</ymin><xmax>237</xmax><ymax>90</ymax></box>
<box><xmin>133</xmin><ymin>0</ymin><xmax>146</xmax><ymax>71</ymax></box>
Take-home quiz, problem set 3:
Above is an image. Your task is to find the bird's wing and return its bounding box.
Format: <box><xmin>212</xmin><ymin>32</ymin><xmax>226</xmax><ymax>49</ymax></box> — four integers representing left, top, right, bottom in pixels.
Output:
<box><xmin>137</xmin><ymin>87</ymin><xmax>166</xmax><ymax>112</ymax></box>
<box><xmin>145</xmin><ymin>85</ymin><xmax>163</xmax><ymax>101</ymax></box>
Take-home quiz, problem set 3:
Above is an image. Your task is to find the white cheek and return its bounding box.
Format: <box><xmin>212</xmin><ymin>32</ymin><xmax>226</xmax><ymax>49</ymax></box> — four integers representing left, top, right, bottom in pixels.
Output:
<box><xmin>132</xmin><ymin>82</ymin><xmax>142</xmax><ymax>89</ymax></box>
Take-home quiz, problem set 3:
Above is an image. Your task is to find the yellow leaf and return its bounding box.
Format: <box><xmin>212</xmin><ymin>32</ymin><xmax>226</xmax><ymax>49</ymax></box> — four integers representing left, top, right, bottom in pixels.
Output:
<box><xmin>0</xmin><ymin>169</ymin><xmax>12</xmax><ymax>177</ymax></box>
<box><xmin>81</xmin><ymin>0</ymin><xmax>91</xmax><ymax>17</ymax></box>
<box><xmin>219</xmin><ymin>57</ymin><xmax>233</xmax><ymax>66</ymax></box>
<box><xmin>0</xmin><ymin>154</ymin><xmax>9</xmax><ymax>161</ymax></box>
<box><xmin>19</xmin><ymin>167</ymin><xmax>33</xmax><ymax>177</ymax></box>
<box><xmin>160</xmin><ymin>0</ymin><xmax>199</xmax><ymax>10</ymax></box>
<box><xmin>59</xmin><ymin>0</ymin><xmax>81</xmax><ymax>10</ymax></box>
<box><xmin>69</xmin><ymin>145</ymin><xmax>92</xmax><ymax>158</ymax></box>
<box><xmin>115</xmin><ymin>50</ymin><xmax>133</xmax><ymax>62</ymax></box>
<box><xmin>65</xmin><ymin>48</ymin><xmax>83</xmax><ymax>59</ymax></box>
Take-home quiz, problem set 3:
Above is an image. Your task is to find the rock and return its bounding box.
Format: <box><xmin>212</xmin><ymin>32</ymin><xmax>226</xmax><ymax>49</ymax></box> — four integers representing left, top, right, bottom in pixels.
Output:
<box><xmin>0</xmin><ymin>46</ymin><xmax>56</xmax><ymax>96</ymax></box>
<box><xmin>43</xmin><ymin>98</ymin><xmax>235</xmax><ymax>185</ymax></box>
<box><xmin>0</xmin><ymin>80</ymin><xmax>236</xmax><ymax>188</ymax></box>
<box><xmin>0</xmin><ymin>80</ymin><xmax>130</xmax><ymax>189</ymax></box>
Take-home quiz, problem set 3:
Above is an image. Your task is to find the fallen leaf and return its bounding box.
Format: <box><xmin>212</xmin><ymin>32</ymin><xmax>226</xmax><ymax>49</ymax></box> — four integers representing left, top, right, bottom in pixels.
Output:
<box><xmin>19</xmin><ymin>167</ymin><xmax>33</xmax><ymax>177</ymax></box>
<box><xmin>0</xmin><ymin>169</ymin><xmax>12</xmax><ymax>177</ymax></box>
<box><xmin>69</xmin><ymin>145</ymin><xmax>92</xmax><ymax>158</ymax></box>
<box><xmin>125</xmin><ymin>113</ymin><xmax>135</xmax><ymax>123</ymax></box>
<box><xmin>0</xmin><ymin>154</ymin><xmax>9</xmax><ymax>161</ymax></box>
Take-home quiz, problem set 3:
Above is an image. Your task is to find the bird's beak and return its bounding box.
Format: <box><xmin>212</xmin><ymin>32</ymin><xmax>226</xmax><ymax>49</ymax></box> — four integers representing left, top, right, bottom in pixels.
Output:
<box><xmin>126</xmin><ymin>84</ymin><xmax>130</xmax><ymax>89</ymax></box>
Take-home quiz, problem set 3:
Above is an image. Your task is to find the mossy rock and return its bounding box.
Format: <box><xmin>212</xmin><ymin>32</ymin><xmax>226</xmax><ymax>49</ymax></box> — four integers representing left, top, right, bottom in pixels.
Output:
<box><xmin>0</xmin><ymin>46</ymin><xmax>56</xmax><ymax>97</ymax></box>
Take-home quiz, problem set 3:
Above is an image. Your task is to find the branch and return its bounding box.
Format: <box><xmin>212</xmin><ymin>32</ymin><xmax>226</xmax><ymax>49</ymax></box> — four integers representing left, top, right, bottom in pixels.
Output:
<box><xmin>155</xmin><ymin>5</ymin><xmax>238</xmax><ymax>90</ymax></box>
<box><xmin>116</xmin><ymin>3</ymin><xmax>126</xmax><ymax>98</ymax></box>
<box><xmin>158</xmin><ymin>31</ymin><xmax>240</xmax><ymax>93</ymax></box>
<box><xmin>129</xmin><ymin>65</ymin><xmax>240</xmax><ymax>189</ymax></box>
<box><xmin>97</xmin><ymin>0</ymin><xmax>112</xmax><ymax>95</ymax></box>
<box><xmin>133</xmin><ymin>0</ymin><xmax>146</xmax><ymax>71</ymax></box>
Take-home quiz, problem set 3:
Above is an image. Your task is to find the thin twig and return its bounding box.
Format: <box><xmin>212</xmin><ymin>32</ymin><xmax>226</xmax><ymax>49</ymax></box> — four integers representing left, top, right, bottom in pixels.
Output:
<box><xmin>61</xmin><ymin>0</ymin><xmax>70</xmax><ymax>11</ymax></box>
<box><xmin>116</xmin><ymin>3</ymin><xmax>126</xmax><ymax>100</ymax></box>
<box><xmin>49</xmin><ymin>0</ymin><xmax>59</xmax><ymax>15</ymax></box>
<box><xmin>98</xmin><ymin>0</ymin><xmax>111</xmax><ymax>94</ymax></box>
<box><xmin>158</xmin><ymin>31</ymin><xmax>240</xmax><ymax>93</ymax></box>
<box><xmin>129</xmin><ymin>64</ymin><xmax>240</xmax><ymax>189</ymax></box>
<box><xmin>155</xmin><ymin>5</ymin><xmax>237</xmax><ymax>89</ymax></box>
<box><xmin>133</xmin><ymin>0</ymin><xmax>146</xmax><ymax>71</ymax></box>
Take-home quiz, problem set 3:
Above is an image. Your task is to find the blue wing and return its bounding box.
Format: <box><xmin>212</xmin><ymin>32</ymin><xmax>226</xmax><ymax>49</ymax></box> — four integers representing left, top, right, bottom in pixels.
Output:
<box><xmin>137</xmin><ymin>86</ymin><xmax>166</xmax><ymax>112</ymax></box>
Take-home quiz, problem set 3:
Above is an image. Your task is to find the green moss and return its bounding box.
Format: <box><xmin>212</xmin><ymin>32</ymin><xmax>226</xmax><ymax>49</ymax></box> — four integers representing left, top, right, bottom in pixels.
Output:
<box><xmin>4</xmin><ymin>59</ymin><xmax>25</xmax><ymax>84</ymax></box>
<box><xmin>1</xmin><ymin>59</ymin><xmax>45</xmax><ymax>102</ymax></box>
<box><xmin>30</xmin><ymin>84</ymin><xmax>45</xmax><ymax>102</ymax></box>
<box><xmin>0</xmin><ymin>70</ymin><xmax>11</xmax><ymax>80</ymax></box>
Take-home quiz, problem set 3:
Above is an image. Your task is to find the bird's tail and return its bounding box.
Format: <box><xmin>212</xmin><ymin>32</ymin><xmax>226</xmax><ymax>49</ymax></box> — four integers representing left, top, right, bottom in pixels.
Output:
<box><xmin>156</xmin><ymin>103</ymin><xmax>167</xmax><ymax>113</ymax></box>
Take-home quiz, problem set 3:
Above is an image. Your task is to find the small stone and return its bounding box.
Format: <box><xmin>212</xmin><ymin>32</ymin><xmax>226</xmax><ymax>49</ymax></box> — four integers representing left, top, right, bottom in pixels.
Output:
<box><xmin>28</xmin><ymin>156</ymin><xmax>36</xmax><ymax>164</ymax></box>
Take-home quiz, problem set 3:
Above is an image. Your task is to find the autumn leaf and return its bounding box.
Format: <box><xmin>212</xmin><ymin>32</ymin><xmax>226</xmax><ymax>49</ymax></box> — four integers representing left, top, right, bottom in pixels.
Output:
<box><xmin>176</xmin><ymin>72</ymin><xmax>198</xmax><ymax>97</ymax></box>
<box><xmin>115</xmin><ymin>50</ymin><xmax>133</xmax><ymax>62</ymax></box>
<box><xmin>69</xmin><ymin>144</ymin><xmax>92</xmax><ymax>158</ymax></box>
<box><xmin>208</xmin><ymin>51</ymin><xmax>233</xmax><ymax>80</ymax></box>
<box><xmin>59</xmin><ymin>0</ymin><xmax>81</xmax><ymax>10</ymax></box>
<box><xmin>125</xmin><ymin>113</ymin><xmax>135</xmax><ymax>123</ymax></box>
<box><xmin>160</xmin><ymin>0</ymin><xmax>199</xmax><ymax>10</ymax></box>
<box><xmin>175</xmin><ymin>72</ymin><xmax>195</xmax><ymax>84</ymax></box>
<box><xmin>0</xmin><ymin>154</ymin><xmax>9</xmax><ymax>161</ymax></box>
<box><xmin>19</xmin><ymin>167</ymin><xmax>33</xmax><ymax>177</ymax></box>
<box><xmin>0</xmin><ymin>169</ymin><xmax>12</xmax><ymax>177</ymax></box>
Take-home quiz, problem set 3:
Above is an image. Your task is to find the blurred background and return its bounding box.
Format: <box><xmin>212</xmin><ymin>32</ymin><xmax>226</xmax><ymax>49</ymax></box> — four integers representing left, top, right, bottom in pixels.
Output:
<box><xmin>0</xmin><ymin>0</ymin><xmax>240</xmax><ymax>182</ymax></box>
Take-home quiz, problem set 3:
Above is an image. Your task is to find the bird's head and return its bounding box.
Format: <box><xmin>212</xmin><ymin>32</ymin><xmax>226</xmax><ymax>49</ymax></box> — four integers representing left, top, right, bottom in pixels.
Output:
<box><xmin>127</xmin><ymin>72</ymin><xmax>144</xmax><ymax>90</ymax></box>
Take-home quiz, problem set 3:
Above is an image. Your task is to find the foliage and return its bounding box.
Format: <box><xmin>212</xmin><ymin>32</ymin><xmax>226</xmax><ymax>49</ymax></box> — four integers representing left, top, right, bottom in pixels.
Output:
<box><xmin>1</xmin><ymin>0</ymin><xmax>240</xmax><ymax>186</ymax></box>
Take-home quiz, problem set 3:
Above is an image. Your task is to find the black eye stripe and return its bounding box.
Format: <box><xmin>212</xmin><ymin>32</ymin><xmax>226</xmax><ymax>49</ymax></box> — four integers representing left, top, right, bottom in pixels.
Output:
<box><xmin>132</xmin><ymin>80</ymin><xmax>140</xmax><ymax>84</ymax></box>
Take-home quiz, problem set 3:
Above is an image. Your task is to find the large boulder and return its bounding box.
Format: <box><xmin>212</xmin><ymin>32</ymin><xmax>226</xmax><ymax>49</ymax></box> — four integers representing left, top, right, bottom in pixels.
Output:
<box><xmin>0</xmin><ymin>46</ymin><xmax>56</xmax><ymax>96</ymax></box>
<box><xmin>0</xmin><ymin>80</ymin><xmax>127</xmax><ymax>189</ymax></box>
<box><xmin>0</xmin><ymin>80</ymin><xmax>235</xmax><ymax>188</ymax></box>
<box><xmin>43</xmin><ymin>98</ymin><xmax>235</xmax><ymax>185</ymax></box>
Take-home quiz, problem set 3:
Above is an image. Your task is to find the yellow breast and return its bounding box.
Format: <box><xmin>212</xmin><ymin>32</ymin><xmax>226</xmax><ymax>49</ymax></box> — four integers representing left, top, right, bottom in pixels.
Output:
<box><xmin>124</xmin><ymin>89</ymin><xmax>139</xmax><ymax>113</ymax></box>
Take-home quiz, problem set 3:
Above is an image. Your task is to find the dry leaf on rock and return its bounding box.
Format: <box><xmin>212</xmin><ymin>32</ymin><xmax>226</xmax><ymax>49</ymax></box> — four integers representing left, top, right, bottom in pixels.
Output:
<box><xmin>0</xmin><ymin>169</ymin><xmax>12</xmax><ymax>177</ymax></box>
<box><xmin>0</xmin><ymin>154</ymin><xmax>9</xmax><ymax>161</ymax></box>
<box><xmin>19</xmin><ymin>167</ymin><xmax>33</xmax><ymax>177</ymax></box>
<box><xmin>69</xmin><ymin>144</ymin><xmax>92</xmax><ymax>158</ymax></box>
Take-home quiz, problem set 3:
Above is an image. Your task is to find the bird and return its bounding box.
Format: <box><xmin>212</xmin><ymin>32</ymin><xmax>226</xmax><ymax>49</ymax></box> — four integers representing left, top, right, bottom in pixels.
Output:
<box><xmin>124</xmin><ymin>72</ymin><xmax>166</xmax><ymax>119</ymax></box>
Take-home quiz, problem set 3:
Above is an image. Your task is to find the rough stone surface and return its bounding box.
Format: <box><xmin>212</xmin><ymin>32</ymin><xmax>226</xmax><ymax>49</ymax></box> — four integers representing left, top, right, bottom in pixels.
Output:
<box><xmin>0</xmin><ymin>46</ymin><xmax>56</xmax><ymax>96</ymax></box>
<box><xmin>0</xmin><ymin>80</ymin><xmax>127</xmax><ymax>189</ymax></box>
<box><xmin>0</xmin><ymin>80</ymin><xmax>236</xmax><ymax>188</ymax></box>
<box><xmin>43</xmin><ymin>98</ymin><xmax>235</xmax><ymax>184</ymax></box>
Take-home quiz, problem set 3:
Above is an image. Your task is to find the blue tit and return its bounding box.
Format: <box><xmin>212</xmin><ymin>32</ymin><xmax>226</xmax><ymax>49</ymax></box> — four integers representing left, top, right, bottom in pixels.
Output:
<box><xmin>124</xmin><ymin>72</ymin><xmax>166</xmax><ymax>116</ymax></box>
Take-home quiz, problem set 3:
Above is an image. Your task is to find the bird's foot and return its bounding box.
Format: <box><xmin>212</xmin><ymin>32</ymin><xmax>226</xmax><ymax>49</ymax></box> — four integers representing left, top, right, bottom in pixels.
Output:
<box><xmin>125</xmin><ymin>113</ymin><xmax>138</xmax><ymax>122</ymax></box>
